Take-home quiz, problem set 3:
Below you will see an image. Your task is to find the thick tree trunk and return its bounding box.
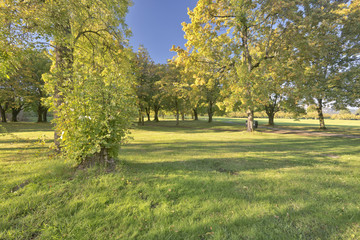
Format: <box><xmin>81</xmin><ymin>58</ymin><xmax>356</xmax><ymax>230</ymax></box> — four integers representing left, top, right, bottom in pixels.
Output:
<box><xmin>0</xmin><ymin>105</ymin><xmax>7</xmax><ymax>123</ymax></box>
<box><xmin>193</xmin><ymin>108</ymin><xmax>198</xmax><ymax>121</ymax></box>
<box><xmin>43</xmin><ymin>109</ymin><xmax>48</xmax><ymax>122</ymax></box>
<box><xmin>83</xmin><ymin>147</ymin><xmax>115</xmax><ymax>169</ymax></box>
<box><xmin>153</xmin><ymin>106</ymin><xmax>160</xmax><ymax>122</ymax></box>
<box><xmin>265</xmin><ymin>106</ymin><xmax>275</xmax><ymax>126</ymax></box>
<box><xmin>316</xmin><ymin>99</ymin><xmax>326</xmax><ymax>129</ymax></box>
<box><xmin>37</xmin><ymin>104</ymin><xmax>44</xmax><ymax>123</ymax></box>
<box><xmin>247</xmin><ymin>109</ymin><xmax>254</xmax><ymax>132</ymax></box>
<box><xmin>268</xmin><ymin>113</ymin><xmax>275</xmax><ymax>126</ymax></box>
<box><xmin>37</xmin><ymin>112</ymin><xmax>43</xmax><ymax>122</ymax></box>
<box><xmin>11</xmin><ymin>107</ymin><xmax>21</xmax><ymax>122</ymax></box>
<box><xmin>208</xmin><ymin>101</ymin><xmax>213</xmax><ymax>123</ymax></box>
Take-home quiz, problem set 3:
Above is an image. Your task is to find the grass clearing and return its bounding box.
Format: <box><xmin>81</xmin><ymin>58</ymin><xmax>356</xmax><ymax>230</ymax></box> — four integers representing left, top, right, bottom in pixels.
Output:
<box><xmin>1</xmin><ymin>120</ymin><xmax>360</xmax><ymax>239</ymax></box>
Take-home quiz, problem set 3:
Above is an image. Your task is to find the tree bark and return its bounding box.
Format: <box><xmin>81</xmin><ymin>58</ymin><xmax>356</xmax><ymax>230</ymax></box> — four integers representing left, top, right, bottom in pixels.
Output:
<box><xmin>83</xmin><ymin>147</ymin><xmax>115</xmax><ymax>169</ymax></box>
<box><xmin>37</xmin><ymin>104</ymin><xmax>44</xmax><ymax>123</ymax></box>
<box><xmin>265</xmin><ymin>105</ymin><xmax>276</xmax><ymax>126</ymax></box>
<box><xmin>175</xmin><ymin>99</ymin><xmax>179</xmax><ymax>126</ymax></box>
<box><xmin>43</xmin><ymin>109</ymin><xmax>48</xmax><ymax>122</ymax></box>
<box><xmin>153</xmin><ymin>106</ymin><xmax>160</xmax><ymax>122</ymax></box>
<box><xmin>247</xmin><ymin>109</ymin><xmax>254</xmax><ymax>132</ymax></box>
<box><xmin>193</xmin><ymin>108</ymin><xmax>198</xmax><ymax>121</ymax></box>
<box><xmin>11</xmin><ymin>107</ymin><xmax>22</xmax><ymax>122</ymax></box>
<box><xmin>53</xmin><ymin>37</ymin><xmax>74</xmax><ymax>152</ymax></box>
<box><xmin>145</xmin><ymin>106</ymin><xmax>151</xmax><ymax>121</ymax></box>
<box><xmin>0</xmin><ymin>104</ymin><xmax>7</xmax><ymax>123</ymax></box>
<box><xmin>316</xmin><ymin>98</ymin><xmax>326</xmax><ymax>129</ymax></box>
<box><xmin>37</xmin><ymin>111</ymin><xmax>43</xmax><ymax>122</ymax></box>
<box><xmin>138</xmin><ymin>109</ymin><xmax>142</xmax><ymax>125</ymax></box>
<box><xmin>208</xmin><ymin>101</ymin><xmax>213</xmax><ymax>123</ymax></box>
<box><xmin>181</xmin><ymin>112</ymin><xmax>185</xmax><ymax>121</ymax></box>
<box><xmin>268</xmin><ymin>113</ymin><xmax>275</xmax><ymax>126</ymax></box>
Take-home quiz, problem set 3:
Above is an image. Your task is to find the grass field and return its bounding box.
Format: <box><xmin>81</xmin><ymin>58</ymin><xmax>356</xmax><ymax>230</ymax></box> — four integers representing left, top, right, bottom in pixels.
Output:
<box><xmin>1</xmin><ymin>118</ymin><xmax>360</xmax><ymax>239</ymax></box>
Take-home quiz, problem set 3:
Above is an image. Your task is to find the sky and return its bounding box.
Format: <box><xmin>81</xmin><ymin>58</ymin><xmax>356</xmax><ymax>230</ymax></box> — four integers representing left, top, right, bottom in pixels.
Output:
<box><xmin>126</xmin><ymin>0</ymin><xmax>197</xmax><ymax>64</ymax></box>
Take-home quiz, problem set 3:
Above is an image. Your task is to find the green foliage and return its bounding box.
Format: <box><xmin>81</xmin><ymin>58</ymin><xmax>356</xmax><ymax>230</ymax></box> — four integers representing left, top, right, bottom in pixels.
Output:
<box><xmin>176</xmin><ymin>0</ymin><xmax>302</xmax><ymax>131</ymax></box>
<box><xmin>339</xmin><ymin>109</ymin><xmax>351</xmax><ymax>115</ymax></box>
<box><xmin>4</xmin><ymin>0</ymin><xmax>136</xmax><ymax>161</ymax></box>
<box><xmin>44</xmin><ymin>43</ymin><xmax>136</xmax><ymax>161</ymax></box>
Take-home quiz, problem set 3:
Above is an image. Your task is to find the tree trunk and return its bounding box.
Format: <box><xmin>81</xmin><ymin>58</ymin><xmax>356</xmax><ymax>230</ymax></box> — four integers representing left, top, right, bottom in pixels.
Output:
<box><xmin>0</xmin><ymin>104</ymin><xmax>7</xmax><ymax>123</ymax></box>
<box><xmin>193</xmin><ymin>108</ymin><xmax>198</xmax><ymax>121</ymax></box>
<box><xmin>83</xmin><ymin>147</ymin><xmax>115</xmax><ymax>169</ymax></box>
<box><xmin>268</xmin><ymin>113</ymin><xmax>275</xmax><ymax>126</ymax></box>
<box><xmin>145</xmin><ymin>106</ymin><xmax>151</xmax><ymax>121</ymax></box>
<box><xmin>181</xmin><ymin>112</ymin><xmax>185</xmax><ymax>121</ymax></box>
<box><xmin>175</xmin><ymin>99</ymin><xmax>179</xmax><ymax>126</ymax></box>
<box><xmin>138</xmin><ymin>109</ymin><xmax>142</xmax><ymax>125</ymax></box>
<box><xmin>53</xmin><ymin>38</ymin><xmax>74</xmax><ymax>153</ymax></box>
<box><xmin>153</xmin><ymin>106</ymin><xmax>160</xmax><ymax>122</ymax></box>
<box><xmin>316</xmin><ymin>99</ymin><xmax>326</xmax><ymax>129</ymax></box>
<box><xmin>247</xmin><ymin>109</ymin><xmax>254</xmax><ymax>132</ymax></box>
<box><xmin>11</xmin><ymin>107</ymin><xmax>21</xmax><ymax>122</ymax></box>
<box><xmin>43</xmin><ymin>109</ymin><xmax>48</xmax><ymax>122</ymax></box>
<box><xmin>265</xmin><ymin>105</ymin><xmax>275</xmax><ymax>126</ymax></box>
<box><xmin>208</xmin><ymin>101</ymin><xmax>213</xmax><ymax>123</ymax></box>
<box><xmin>37</xmin><ymin>104</ymin><xmax>44</xmax><ymax>123</ymax></box>
<box><xmin>37</xmin><ymin>111</ymin><xmax>43</xmax><ymax>122</ymax></box>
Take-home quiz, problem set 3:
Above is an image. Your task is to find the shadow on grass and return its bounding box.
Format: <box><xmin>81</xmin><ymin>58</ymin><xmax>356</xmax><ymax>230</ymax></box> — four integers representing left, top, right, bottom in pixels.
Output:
<box><xmin>123</xmin><ymin>165</ymin><xmax>360</xmax><ymax>239</ymax></box>
<box><xmin>2</xmin><ymin>121</ymin><xmax>360</xmax><ymax>239</ymax></box>
<box><xmin>124</xmin><ymin>137</ymin><xmax>360</xmax><ymax>160</ymax></box>
<box><xmin>0</xmin><ymin>122</ymin><xmax>53</xmax><ymax>133</ymax></box>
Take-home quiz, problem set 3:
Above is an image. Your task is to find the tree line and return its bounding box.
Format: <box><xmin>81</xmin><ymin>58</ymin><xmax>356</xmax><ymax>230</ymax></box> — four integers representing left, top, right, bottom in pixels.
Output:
<box><xmin>0</xmin><ymin>0</ymin><xmax>359</xmax><ymax>166</ymax></box>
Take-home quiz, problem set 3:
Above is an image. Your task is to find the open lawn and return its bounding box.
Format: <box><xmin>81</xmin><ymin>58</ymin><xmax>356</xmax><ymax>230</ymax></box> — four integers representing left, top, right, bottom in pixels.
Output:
<box><xmin>1</xmin><ymin>119</ymin><xmax>360</xmax><ymax>239</ymax></box>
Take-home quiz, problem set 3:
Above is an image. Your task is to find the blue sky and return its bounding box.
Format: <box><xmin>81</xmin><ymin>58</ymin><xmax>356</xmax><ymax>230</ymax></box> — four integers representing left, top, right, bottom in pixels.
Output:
<box><xmin>126</xmin><ymin>0</ymin><xmax>197</xmax><ymax>64</ymax></box>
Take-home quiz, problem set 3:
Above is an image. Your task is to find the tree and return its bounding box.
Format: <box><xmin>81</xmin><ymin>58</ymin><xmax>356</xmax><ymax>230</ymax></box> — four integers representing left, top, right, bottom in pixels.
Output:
<box><xmin>339</xmin><ymin>108</ymin><xmax>351</xmax><ymax>115</ymax></box>
<box><xmin>293</xmin><ymin>0</ymin><xmax>357</xmax><ymax>129</ymax></box>
<box><xmin>4</xmin><ymin>0</ymin><xmax>136</xmax><ymax>164</ymax></box>
<box><xmin>159</xmin><ymin>63</ymin><xmax>187</xmax><ymax>126</ymax></box>
<box><xmin>133</xmin><ymin>46</ymin><xmax>158</xmax><ymax>125</ymax></box>
<box><xmin>0</xmin><ymin>47</ymin><xmax>35</xmax><ymax>122</ymax></box>
<box><xmin>45</xmin><ymin>32</ymin><xmax>136</xmax><ymax>165</ymax></box>
<box><xmin>177</xmin><ymin>0</ymin><xmax>298</xmax><ymax>131</ymax></box>
<box><xmin>151</xmin><ymin>64</ymin><xmax>167</xmax><ymax>122</ymax></box>
<box><xmin>261</xmin><ymin>47</ymin><xmax>303</xmax><ymax>125</ymax></box>
<box><xmin>7</xmin><ymin>0</ymin><xmax>133</xmax><ymax>155</ymax></box>
<box><xmin>173</xmin><ymin>49</ymin><xmax>222</xmax><ymax>123</ymax></box>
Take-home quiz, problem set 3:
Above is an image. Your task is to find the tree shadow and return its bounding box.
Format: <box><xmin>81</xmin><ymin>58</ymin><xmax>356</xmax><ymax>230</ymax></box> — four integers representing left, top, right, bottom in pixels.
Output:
<box><xmin>0</xmin><ymin>122</ymin><xmax>53</xmax><ymax>133</ymax></box>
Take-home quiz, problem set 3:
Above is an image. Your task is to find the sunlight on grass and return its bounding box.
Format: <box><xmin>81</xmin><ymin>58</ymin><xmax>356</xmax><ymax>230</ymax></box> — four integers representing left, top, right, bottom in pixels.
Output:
<box><xmin>1</xmin><ymin>120</ymin><xmax>360</xmax><ymax>239</ymax></box>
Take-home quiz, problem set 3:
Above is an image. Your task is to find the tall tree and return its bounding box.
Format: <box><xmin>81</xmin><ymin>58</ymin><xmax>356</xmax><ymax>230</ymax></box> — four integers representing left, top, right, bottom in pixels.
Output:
<box><xmin>176</xmin><ymin>0</ymin><xmax>298</xmax><ymax>131</ymax></box>
<box><xmin>293</xmin><ymin>0</ymin><xmax>357</xmax><ymax>129</ymax></box>
<box><xmin>8</xmin><ymin>0</ymin><xmax>133</xmax><ymax>153</ymax></box>
<box><xmin>159</xmin><ymin>63</ymin><xmax>187</xmax><ymax>126</ymax></box>
<box><xmin>133</xmin><ymin>46</ymin><xmax>157</xmax><ymax>125</ymax></box>
<box><xmin>173</xmin><ymin>48</ymin><xmax>222</xmax><ymax>123</ymax></box>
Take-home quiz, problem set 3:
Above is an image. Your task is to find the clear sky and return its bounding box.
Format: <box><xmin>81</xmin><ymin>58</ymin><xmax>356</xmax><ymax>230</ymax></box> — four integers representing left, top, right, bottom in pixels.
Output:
<box><xmin>126</xmin><ymin>0</ymin><xmax>197</xmax><ymax>64</ymax></box>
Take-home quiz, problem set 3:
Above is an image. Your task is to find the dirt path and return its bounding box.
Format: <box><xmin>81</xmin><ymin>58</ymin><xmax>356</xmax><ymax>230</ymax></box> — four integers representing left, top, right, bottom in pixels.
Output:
<box><xmin>259</xmin><ymin>126</ymin><xmax>360</xmax><ymax>139</ymax></box>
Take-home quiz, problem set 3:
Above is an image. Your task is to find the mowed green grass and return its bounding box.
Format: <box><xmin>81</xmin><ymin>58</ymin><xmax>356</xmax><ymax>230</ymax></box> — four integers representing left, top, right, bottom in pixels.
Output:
<box><xmin>1</xmin><ymin>119</ymin><xmax>360</xmax><ymax>239</ymax></box>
